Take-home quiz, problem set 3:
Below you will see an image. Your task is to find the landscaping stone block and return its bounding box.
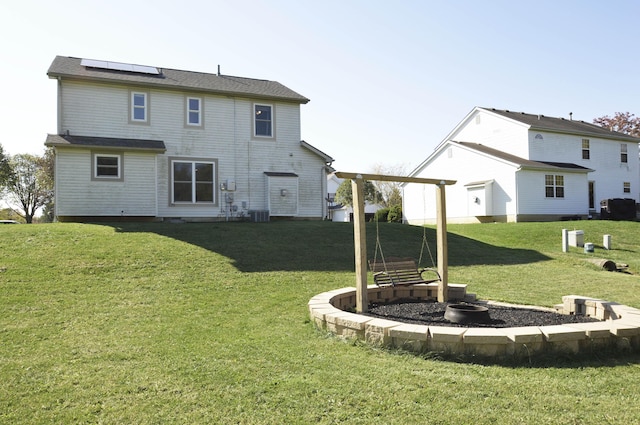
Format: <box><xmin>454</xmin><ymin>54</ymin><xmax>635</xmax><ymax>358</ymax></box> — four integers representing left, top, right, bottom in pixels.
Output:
<box><xmin>462</xmin><ymin>328</ymin><xmax>509</xmax><ymax>357</ymax></box>
<box><xmin>389</xmin><ymin>324</ymin><xmax>429</xmax><ymax>352</ymax></box>
<box><xmin>539</xmin><ymin>325</ymin><xmax>587</xmax><ymax>353</ymax></box>
<box><xmin>429</xmin><ymin>326</ymin><xmax>466</xmax><ymax>353</ymax></box>
<box><xmin>502</xmin><ymin>326</ymin><xmax>545</xmax><ymax>355</ymax></box>
<box><xmin>365</xmin><ymin>318</ymin><xmax>401</xmax><ymax>346</ymax></box>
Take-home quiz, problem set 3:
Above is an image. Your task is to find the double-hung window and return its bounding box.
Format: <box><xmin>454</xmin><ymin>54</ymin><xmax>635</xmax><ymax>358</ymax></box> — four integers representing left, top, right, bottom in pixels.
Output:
<box><xmin>621</xmin><ymin>144</ymin><xmax>628</xmax><ymax>163</ymax></box>
<box><xmin>254</xmin><ymin>104</ymin><xmax>273</xmax><ymax>137</ymax></box>
<box><xmin>545</xmin><ymin>175</ymin><xmax>564</xmax><ymax>198</ymax></box>
<box><xmin>131</xmin><ymin>91</ymin><xmax>148</xmax><ymax>123</ymax></box>
<box><xmin>582</xmin><ymin>139</ymin><xmax>590</xmax><ymax>160</ymax></box>
<box><xmin>171</xmin><ymin>160</ymin><xmax>216</xmax><ymax>204</ymax></box>
<box><xmin>624</xmin><ymin>182</ymin><xmax>631</xmax><ymax>193</ymax></box>
<box><xmin>93</xmin><ymin>153</ymin><xmax>123</xmax><ymax>181</ymax></box>
<box><xmin>186</xmin><ymin>97</ymin><xmax>202</xmax><ymax>127</ymax></box>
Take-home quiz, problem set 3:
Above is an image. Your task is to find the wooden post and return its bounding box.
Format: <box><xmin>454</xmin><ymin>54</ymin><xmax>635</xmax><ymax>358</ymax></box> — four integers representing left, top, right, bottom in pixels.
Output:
<box><xmin>436</xmin><ymin>183</ymin><xmax>448</xmax><ymax>302</ymax></box>
<box><xmin>351</xmin><ymin>176</ymin><xmax>368</xmax><ymax>313</ymax></box>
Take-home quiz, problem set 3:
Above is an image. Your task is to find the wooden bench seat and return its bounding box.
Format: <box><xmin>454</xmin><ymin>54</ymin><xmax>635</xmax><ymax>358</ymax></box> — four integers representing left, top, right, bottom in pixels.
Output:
<box><xmin>368</xmin><ymin>257</ymin><xmax>440</xmax><ymax>287</ymax></box>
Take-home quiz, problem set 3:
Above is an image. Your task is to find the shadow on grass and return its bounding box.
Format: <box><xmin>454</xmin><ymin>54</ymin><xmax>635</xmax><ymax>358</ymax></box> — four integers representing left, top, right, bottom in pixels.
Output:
<box><xmin>107</xmin><ymin>221</ymin><xmax>550</xmax><ymax>273</ymax></box>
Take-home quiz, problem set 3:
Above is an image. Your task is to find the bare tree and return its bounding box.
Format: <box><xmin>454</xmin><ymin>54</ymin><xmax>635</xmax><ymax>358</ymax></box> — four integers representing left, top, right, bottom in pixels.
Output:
<box><xmin>593</xmin><ymin>112</ymin><xmax>640</xmax><ymax>137</ymax></box>
<box><xmin>5</xmin><ymin>153</ymin><xmax>53</xmax><ymax>223</ymax></box>
<box><xmin>369</xmin><ymin>163</ymin><xmax>408</xmax><ymax>208</ymax></box>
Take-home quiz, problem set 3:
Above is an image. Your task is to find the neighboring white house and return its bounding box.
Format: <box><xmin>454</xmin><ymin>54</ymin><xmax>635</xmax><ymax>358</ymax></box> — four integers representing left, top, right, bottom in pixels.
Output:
<box><xmin>404</xmin><ymin>107</ymin><xmax>640</xmax><ymax>223</ymax></box>
<box><xmin>45</xmin><ymin>56</ymin><xmax>334</xmax><ymax>222</ymax></box>
<box><xmin>326</xmin><ymin>173</ymin><xmax>381</xmax><ymax>222</ymax></box>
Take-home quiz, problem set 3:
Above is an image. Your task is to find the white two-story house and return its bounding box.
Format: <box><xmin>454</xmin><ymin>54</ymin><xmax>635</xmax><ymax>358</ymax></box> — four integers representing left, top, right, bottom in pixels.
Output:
<box><xmin>45</xmin><ymin>56</ymin><xmax>334</xmax><ymax>222</ymax></box>
<box><xmin>404</xmin><ymin>107</ymin><xmax>640</xmax><ymax>223</ymax></box>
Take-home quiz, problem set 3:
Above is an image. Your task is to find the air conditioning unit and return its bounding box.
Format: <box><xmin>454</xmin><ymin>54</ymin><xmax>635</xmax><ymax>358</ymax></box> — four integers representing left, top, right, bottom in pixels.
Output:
<box><xmin>249</xmin><ymin>210</ymin><xmax>270</xmax><ymax>223</ymax></box>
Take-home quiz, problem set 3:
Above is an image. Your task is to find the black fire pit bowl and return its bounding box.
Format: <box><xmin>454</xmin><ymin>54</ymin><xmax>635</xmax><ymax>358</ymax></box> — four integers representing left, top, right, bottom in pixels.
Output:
<box><xmin>444</xmin><ymin>304</ymin><xmax>491</xmax><ymax>324</ymax></box>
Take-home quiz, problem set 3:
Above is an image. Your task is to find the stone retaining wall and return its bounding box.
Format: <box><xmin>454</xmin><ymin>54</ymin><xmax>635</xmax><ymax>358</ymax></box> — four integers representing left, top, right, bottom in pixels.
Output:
<box><xmin>308</xmin><ymin>287</ymin><xmax>640</xmax><ymax>358</ymax></box>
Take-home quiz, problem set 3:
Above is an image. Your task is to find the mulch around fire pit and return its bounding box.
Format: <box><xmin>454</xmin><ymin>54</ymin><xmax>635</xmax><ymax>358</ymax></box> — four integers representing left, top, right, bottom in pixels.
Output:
<box><xmin>364</xmin><ymin>300</ymin><xmax>600</xmax><ymax>328</ymax></box>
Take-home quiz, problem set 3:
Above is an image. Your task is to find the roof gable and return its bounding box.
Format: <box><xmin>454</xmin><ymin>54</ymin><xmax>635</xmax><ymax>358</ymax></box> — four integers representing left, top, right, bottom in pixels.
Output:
<box><xmin>48</xmin><ymin>56</ymin><xmax>310</xmax><ymax>104</ymax></box>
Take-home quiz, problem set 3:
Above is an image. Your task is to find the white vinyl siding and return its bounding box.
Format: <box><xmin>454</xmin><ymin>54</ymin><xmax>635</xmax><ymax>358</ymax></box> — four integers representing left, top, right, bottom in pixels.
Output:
<box><xmin>54</xmin><ymin>149</ymin><xmax>157</xmax><ymax>217</ymax></box>
<box><xmin>58</xmin><ymin>81</ymin><xmax>327</xmax><ymax>219</ymax></box>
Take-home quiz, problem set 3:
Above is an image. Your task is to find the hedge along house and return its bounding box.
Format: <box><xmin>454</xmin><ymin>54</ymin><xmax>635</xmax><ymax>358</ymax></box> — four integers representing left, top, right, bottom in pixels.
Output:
<box><xmin>403</xmin><ymin>107</ymin><xmax>640</xmax><ymax>224</ymax></box>
<box><xmin>45</xmin><ymin>56</ymin><xmax>334</xmax><ymax>222</ymax></box>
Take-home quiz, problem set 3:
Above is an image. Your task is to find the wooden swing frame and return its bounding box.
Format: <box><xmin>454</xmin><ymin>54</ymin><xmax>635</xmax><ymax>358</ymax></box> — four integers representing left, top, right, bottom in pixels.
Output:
<box><xmin>334</xmin><ymin>172</ymin><xmax>456</xmax><ymax>313</ymax></box>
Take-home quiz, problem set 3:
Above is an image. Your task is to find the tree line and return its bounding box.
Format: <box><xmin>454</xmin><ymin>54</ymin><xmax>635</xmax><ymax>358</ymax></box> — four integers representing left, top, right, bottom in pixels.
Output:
<box><xmin>0</xmin><ymin>144</ymin><xmax>53</xmax><ymax>223</ymax></box>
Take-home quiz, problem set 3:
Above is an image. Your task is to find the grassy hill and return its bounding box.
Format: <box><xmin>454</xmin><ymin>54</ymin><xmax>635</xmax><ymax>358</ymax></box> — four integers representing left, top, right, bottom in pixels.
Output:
<box><xmin>2</xmin><ymin>220</ymin><xmax>640</xmax><ymax>423</ymax></box>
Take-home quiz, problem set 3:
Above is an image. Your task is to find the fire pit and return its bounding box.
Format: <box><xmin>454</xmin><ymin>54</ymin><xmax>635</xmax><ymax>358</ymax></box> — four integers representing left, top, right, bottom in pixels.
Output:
<box><xmin>444</xmin><ymin>304</ymin><xmax>491</xmax><ymax>324</ymax></box>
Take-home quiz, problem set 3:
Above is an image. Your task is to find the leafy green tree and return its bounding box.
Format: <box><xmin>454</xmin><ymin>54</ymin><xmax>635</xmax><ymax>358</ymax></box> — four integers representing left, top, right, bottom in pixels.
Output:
<box><xmin>0</xmin><ymin>144</ymin><xmax>12</xmax><ymax>190</ymax></box>
<box><xmin>5</xmin><ymin>153</ymin><xmax>54</xmax><ymax>223</ymax></box>
<box><xmin>334</xmin><ymin>179</ymin><xmax>381</xmax><ymax>207</ymax></box>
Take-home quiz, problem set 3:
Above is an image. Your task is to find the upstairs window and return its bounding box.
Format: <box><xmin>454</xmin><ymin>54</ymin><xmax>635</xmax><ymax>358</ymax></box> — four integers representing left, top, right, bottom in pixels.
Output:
<box><xmin>131</xmin><ymin>91</ymin><xmax>148</xmax><ymax>123</ymax></box>
<box><xmin>582</xmin><ymin>139</ymin><xmax>590</xmax><ymax>160</ymax></box>
<box><xmin>545</xmin><ymin>175</ymin><xmax>564</xmax><ymax>198</ymax></box>
<box><xmin>621</xmin><ymin>144</ymin><xmax>628</xmax><ymax>163</ymax></box>
<box><xmin>93</xmin><ymin>153</ymin><xmax>122</xmax><ymax>181</ymax></box>
<box><xmin>254</xmin><ymin>104</ymin><xmax>273</xmax><ymax>137</ymax></box>
<box><xmin>186</xmin><ymin>97</ymin><xmax>202</xmax><ymax>126</ymax></box>
<box><xmin>171</xmin><ymin>160</ymin><xmax>216</xmax><ymax>204</ymax></box>
<box><xmin>624</xmin><ymin>182</ymin><xmax>631</xmax><ymax>193</ymax></box>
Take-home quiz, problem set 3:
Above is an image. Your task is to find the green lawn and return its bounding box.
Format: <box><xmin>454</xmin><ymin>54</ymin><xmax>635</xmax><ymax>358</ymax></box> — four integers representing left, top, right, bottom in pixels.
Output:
<box><xmin>2</xmin><ymin>220</ymin><xmax>640</xmax><ymax>424</ymax></box>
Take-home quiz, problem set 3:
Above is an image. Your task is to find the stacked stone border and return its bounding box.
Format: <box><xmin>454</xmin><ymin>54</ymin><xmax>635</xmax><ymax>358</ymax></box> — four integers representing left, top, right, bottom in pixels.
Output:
<box><xmin>308</xmin><ymin>284</ymin><xmax>640</xmax><ymax>358</ymax></box>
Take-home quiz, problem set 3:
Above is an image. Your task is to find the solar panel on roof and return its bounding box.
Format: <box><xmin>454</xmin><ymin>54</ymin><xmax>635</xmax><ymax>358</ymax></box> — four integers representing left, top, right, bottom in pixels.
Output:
<box><xmin>80</xmin><ymin>58</ymin><xmax>160</xmax><ymax>75</ymax></box>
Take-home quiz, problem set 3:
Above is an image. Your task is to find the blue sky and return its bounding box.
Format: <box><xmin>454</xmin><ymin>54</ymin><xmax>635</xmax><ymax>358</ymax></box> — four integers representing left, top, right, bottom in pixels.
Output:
<box><xmin>2</xmin><ymin>0</ymin><xmax>639</xmax><ymax>173</ymax></box>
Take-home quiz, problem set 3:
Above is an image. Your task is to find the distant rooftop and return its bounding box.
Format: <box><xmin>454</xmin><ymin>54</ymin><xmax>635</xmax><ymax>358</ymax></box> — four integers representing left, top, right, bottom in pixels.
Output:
<box><xmin>481</xmin><ymin>108</ymin><xmax>639</xmax><ymax>142</ymax></box>
<box><xmin>48</xmin><ymin>56</ymin><xmax>309</xmax><ymax>104</ymax></box>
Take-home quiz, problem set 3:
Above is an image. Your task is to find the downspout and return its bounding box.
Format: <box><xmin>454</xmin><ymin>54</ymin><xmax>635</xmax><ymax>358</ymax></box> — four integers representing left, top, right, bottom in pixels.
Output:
<box><xmin>57</xmin><ymin>77</ymin><xmax>63</xmax><ymax>134</ymax></box>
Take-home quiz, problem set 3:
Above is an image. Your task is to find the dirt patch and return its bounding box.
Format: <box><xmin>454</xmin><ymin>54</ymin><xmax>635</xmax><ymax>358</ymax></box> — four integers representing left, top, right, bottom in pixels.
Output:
<box><xmin>365</xmin><ymin>300</ymin><xmax>600</xmax><ymax>328</ymax></box>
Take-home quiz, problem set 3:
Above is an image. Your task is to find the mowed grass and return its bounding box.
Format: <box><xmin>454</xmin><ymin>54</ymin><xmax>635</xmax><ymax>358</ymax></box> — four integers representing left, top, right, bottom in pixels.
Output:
<box><xmin>2</xmin><ymin>220</ymin><xmax>640</xmax><ymax>424</ymax></box>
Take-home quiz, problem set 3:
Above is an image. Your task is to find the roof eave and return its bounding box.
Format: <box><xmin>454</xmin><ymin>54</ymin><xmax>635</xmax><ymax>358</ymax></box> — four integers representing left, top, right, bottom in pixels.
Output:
<box><xmin>48</xmin><ymin>71</ymin><xmax>310</xmax><ymax>104</ymax></box>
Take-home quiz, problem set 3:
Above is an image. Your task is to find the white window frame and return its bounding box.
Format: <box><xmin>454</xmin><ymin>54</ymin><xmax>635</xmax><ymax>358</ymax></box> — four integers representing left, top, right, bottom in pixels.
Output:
<box><xmin>253</xmin><ymin>103</ymin><xmax>274</xmax><ymax>138</ymax></box>
<box><xmin>186</xmin><ymin>96</ymin><xmax>203</xmax><ymax>127</ymax></box>
<box><xmin>581</xmin><ymin>139</ymin><xmax>590</xmax><ymax>160</ymax></box>
<box><xmin>92</xmin><ymin>153</ymin><xmax>123</xmax><ymax>181</ymax></box>
<box><xmin>170</xmin><ymin>158</ymin><xmax>217</xmax><ymax>205</ymax></box>
<box><xmin>130</xmin><ymin>91</ymin><xmax>149</xmax><ymax>123</ymax></box>
<box><xmin>545</xmin><ymin>174</ymin><xmax>564</xmax><ymax>198</ymax></box>
<box><xmin>621</xmin><ymin>144</ymin><xmax>628</xmax><ymax>163</ymax></box>
<box><xmin>624</xmin><ymin>182</ymin><xmax>631</xmax><ymax>193</ymax></box>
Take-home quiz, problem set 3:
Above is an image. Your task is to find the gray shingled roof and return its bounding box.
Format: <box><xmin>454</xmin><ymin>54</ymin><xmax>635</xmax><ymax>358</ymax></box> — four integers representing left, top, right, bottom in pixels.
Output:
<box><xmin>48</xmin><ymin>56</ymin><xmax>309</xmax><ymax>104</ymax></box>
<box><xmin>45</xmin><ymin>134</ymin><xmax>166</xmax><ymax>152</ymax></box>
<box><xmin>455</xmin><ymin>142</ymin><xmax>593</xmax><ymax>172</ymax></box>
<box><xmin>481</xmin><ymin>108</ymin><xmax>639</xmax><ymax>142</ymax></box>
